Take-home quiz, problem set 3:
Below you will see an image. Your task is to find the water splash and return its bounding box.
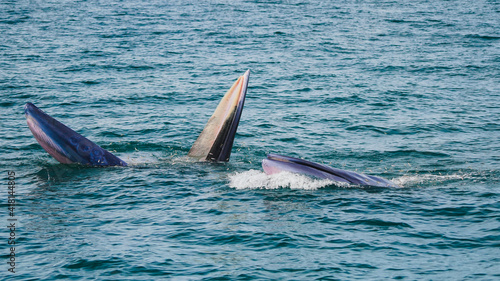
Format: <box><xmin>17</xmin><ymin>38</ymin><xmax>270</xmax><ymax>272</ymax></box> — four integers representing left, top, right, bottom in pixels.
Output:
<box><xmin>228</xmin><ymin>170</ymin><xmax>346</xmax><ymax>190</ymax></box>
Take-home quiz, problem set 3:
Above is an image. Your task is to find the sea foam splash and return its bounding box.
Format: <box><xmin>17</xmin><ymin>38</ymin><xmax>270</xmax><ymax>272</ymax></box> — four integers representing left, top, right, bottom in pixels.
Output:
<box><xmin>228</xmin><ymin>170</ymin><xmax>345</xmax><ymax>190</ymax></box>
<box><xmin>230</xmin><ymin>170</ymin><xmax>470</xmax><ymax>190</ymax></box>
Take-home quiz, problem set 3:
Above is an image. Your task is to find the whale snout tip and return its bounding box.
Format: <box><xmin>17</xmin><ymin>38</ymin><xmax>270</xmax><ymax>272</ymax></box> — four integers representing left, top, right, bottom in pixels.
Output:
<box><xmin>261</xmin><ymin>158</ymin><xmax>282</xmax><ymax>175</ymax></box>
<box><xmin>25</xmin><ymin>102</ymin><xmax>35</xmax><ymax>109</ymax></box>
<box><xmin>24</xmin><ymin>102</ymin><xmax>36</xmax><ymax>115</ymax></box>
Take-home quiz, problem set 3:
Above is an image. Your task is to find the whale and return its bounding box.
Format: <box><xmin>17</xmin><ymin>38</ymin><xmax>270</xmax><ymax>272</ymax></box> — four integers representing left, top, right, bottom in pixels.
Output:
<box><xmin>25</xmin><ymin>70</ymin><xmax>250</xmax><ymax>166</ymax></box>
<box><xmin>188</xmin><ymin>70</ymin><xmax>249</xmax><ymax>162</ymax></box>
<box><xmin>262</xmin><ymin>153</ymin><xmax>398</xmax><ymax>187</ymax></box>
<box><xmin>24</xmin><ymin>102</ymin><xmax>127</xmax><ymax>166</ymax></box>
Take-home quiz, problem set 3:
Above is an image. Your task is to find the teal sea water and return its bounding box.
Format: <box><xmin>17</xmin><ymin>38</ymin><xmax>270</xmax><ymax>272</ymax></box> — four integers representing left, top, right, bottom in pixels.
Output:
<box><xmin>1</xmin><ymin>0</ymin><xmax>499</xmax><ymax>279</ymax></box>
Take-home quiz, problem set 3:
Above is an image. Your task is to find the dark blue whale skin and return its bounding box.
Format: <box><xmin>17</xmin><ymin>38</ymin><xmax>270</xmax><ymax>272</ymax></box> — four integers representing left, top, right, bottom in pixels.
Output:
<box><xmin>25</xmin><ymin>103</ymin><xmax>127</xmax><ymax>166</ymax></box>
<box><xmin>262</xmin><ymin>153</ymin><xmax>398</xmax><ymax>187</ymax></box>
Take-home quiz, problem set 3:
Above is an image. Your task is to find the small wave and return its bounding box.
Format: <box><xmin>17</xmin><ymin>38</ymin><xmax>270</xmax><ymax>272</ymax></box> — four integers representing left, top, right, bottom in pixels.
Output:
<box><xmin>464</xmin><ymin>34</ymin><xmax>500</xmax><ymax>40</ymax></box>
<box><xmin>122</xmin><ymin>154</ymin><xmax>199</xmax><ymax>168</ymax></box>
<box><xmin>393</xmin><ymin>173</ymin><xmax>467</xmax><ymax>187</ymax></box>
<box><xmin>228</xmin><ymin>170</ymin><xmax>345</xmax><ymax>190</ymax></box>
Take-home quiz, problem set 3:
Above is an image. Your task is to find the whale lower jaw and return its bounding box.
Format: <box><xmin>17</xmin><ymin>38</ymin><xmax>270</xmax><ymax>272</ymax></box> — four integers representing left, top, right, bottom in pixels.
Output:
<box><xmin>188</xmin><ymin>70</ymin><xmax>250</xmax><ymax>162</ymax></box>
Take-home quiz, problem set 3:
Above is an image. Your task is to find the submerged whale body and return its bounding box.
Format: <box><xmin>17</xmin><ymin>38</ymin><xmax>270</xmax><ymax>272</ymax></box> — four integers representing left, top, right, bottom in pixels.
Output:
<box><xmin>262</xmin><ymin>153</ymin><xmax>398</xmax><ymax>188</ymax></box>
<box><xmin>24</xmin><ymin>102</ymin><xmax>127</xmax><ymax>166</ymax></box>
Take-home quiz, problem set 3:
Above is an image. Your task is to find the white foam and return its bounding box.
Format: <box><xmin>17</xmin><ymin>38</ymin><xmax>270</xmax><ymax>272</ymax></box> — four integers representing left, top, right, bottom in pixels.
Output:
<box><xmin>228</xmin><ymin>170</ymin><xmax>345</xmax><ymax>190</ymax></box>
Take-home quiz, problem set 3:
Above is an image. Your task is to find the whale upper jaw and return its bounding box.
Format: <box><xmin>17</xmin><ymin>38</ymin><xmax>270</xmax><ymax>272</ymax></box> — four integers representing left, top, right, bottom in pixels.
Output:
<box><xmin>262</xmin><ymin>153</ymin><xmax>398</xmax><ymax>188</ymax></box>
<box><xmin>24</xmin><ymin>102</ymin><xmax>127</xmax><ymax>166</ymax></box>
<box><xmin>188</xmin><ymin>70</ymin><xmax>250</xmax><ymax>162</ymax></box>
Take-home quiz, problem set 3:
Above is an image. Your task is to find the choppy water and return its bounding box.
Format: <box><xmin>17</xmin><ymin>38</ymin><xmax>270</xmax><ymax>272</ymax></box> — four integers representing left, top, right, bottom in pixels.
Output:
<box><xmin>1</xmin><ymin>0</ymin><xmax>499</xmax><ymax>280</ymax></box>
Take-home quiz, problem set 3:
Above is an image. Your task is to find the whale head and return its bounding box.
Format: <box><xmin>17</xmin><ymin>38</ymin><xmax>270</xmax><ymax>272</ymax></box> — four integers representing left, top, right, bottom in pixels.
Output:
<box><xmin>262</xmin><ymin>153</ymin><xmax>398</xmax><ymax>187</ymax></box>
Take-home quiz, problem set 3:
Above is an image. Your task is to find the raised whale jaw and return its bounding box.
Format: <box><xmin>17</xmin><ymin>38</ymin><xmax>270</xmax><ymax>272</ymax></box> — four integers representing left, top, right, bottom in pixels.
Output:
<box><xmin>262</xmin><ymin>153</ymin><xmax>398</xmax><ymax>188</ymax></box>
<box><xmin>188</xmin><ymin>70</ymin><xmax>250</xmax><ymax>162</ymax></box>
<box><xmin>24</xmin><ymin>70</ymin><xmax>250</xmax><ymax>166</ymax></box>
<box><xmin>25</xmin><ymin>103</ymin><xmax>127</xmax><ymax>166</ymax></box>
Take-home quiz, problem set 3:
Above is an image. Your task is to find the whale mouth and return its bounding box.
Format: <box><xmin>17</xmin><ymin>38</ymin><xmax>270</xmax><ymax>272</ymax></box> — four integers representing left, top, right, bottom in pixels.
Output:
<box><xmin>188</xmin><ymin>70</ymin><xmax>250</xmax><ymax>162</ymax></box>
<box><xmin>262</xmin><ymin>153</ymin><xmax>398</xmax><ymax>187</ymax></box>
<box><xmin>24</xmin><ymin>103</ymin><xmax>127</xmax><ymax>166</ymax></box>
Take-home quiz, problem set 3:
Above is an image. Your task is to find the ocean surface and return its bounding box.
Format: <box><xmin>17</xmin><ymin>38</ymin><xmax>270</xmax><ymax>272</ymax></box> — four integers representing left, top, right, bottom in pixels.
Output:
<box><xmin>1</xmin><ymin>0</ymin><xmax>499</xmax><ymax>279</ymax></box>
